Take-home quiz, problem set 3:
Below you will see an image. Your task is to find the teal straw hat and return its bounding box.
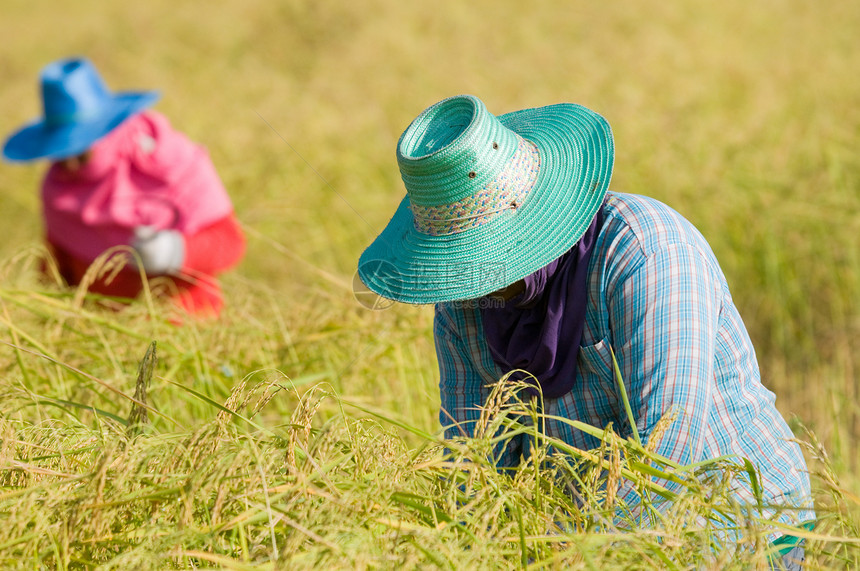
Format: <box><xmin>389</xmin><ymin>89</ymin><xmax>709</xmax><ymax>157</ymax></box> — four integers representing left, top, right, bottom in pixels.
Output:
<box><xmin>358</xmin><ymin>94</ymin><xmax>613</xmax><ymax>304</ymax></box>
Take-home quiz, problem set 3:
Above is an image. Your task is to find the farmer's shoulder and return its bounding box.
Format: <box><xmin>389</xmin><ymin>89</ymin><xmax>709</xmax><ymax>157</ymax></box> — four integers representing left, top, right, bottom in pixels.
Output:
<box><xmin>434</xmin><ymin>300</ymin><xmax>482</xmax><ymax>337</ymax></box>
<box><xmin>602</xmin><ymin>192</ymin><xmax>711</xmax><ymax>258</ymax></box>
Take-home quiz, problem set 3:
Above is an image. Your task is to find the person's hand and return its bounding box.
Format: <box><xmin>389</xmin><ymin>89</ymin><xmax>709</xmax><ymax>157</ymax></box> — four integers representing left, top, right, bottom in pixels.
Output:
<box><xmin>132</xmin><ymin>225</ymin><xmax>185</xmax><ymax>275</ymax></box>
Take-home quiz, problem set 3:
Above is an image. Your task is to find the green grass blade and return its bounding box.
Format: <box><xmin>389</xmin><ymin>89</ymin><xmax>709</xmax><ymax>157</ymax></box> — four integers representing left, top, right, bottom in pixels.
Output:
<box><xmin>34</xmin><ymin>397</ymin><xmax>128</xmax><ymax>426</ymax></box>
<box><xmin>609</xmin><ymin>345</ymin><xmax>641</xmax><ymax>446</ymax></box>
<box><xmin>164</xmin><ymin>379</ymin><xmax>269</xmax><ymax>433</ymax></box>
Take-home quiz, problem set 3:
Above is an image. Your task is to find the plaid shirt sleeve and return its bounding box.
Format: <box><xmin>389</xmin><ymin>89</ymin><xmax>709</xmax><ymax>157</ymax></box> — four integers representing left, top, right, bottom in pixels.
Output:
<box><xmin>599</xmin><ymin>194</ymin><xmax>813</xmax><ymax>526</ymax></box>
<box><xmin>605</xmin><ymin>238</ymin><xmax>723</xmax><ymax>517</ymax></box>
<box><xmin>610</xmin><ymin>240</ymin><xmax>721</xmax><ymax>465</ymax></box>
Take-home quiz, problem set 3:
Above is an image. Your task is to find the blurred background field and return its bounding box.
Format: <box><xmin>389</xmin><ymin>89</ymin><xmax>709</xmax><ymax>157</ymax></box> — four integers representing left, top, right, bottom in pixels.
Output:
<box><xmin>0</xmin><ymin>0</ymin><xmax>858</xmax><ymax>568</ymax></box>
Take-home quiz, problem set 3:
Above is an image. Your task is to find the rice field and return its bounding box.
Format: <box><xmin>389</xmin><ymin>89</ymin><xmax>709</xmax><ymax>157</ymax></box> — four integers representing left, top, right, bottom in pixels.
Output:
<box><xmin>0</xmin><ymin>0</ymin><xmax>859</xmax><ymax>568</ymax></box>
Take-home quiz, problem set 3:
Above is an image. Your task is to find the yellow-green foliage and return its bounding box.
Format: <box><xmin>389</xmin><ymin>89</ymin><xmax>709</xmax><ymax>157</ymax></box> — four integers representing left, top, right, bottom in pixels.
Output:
<box><xmin>0</xmin><ymin>0</ymin><xmax>859</xmax><ymax>568</ymax></box>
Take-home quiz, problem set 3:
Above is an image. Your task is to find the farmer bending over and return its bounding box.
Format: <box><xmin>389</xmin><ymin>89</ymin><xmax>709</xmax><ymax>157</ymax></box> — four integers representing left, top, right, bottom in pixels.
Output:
<box><xmin>2</xmin><ymin>57</ymin><xmax>245</xmax><ymax>317</ymax></box>
<box><xmin>357</xmin><ymin>94</ymin><xmax>813</xmax><ymax>568</ymax></box>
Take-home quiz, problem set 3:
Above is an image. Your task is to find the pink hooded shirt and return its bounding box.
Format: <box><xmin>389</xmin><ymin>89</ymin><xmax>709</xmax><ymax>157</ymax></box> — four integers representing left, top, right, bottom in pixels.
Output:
<box><xmin>42</xmin><ymin>110</ymin><xmax>234</xmax><ymax>263</ymax></box>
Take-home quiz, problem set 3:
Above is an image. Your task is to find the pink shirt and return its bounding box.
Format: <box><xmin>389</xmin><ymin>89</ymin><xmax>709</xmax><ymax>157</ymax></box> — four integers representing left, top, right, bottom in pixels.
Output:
<box><xmin>41</xmin><ymin>110</ymin><xmax>244</xmax><ymax>316</ymax></box>
<box><xmin>42</xmin><ymin>110</ymin><xmax>234</xmax><ymax>262</ymax></box>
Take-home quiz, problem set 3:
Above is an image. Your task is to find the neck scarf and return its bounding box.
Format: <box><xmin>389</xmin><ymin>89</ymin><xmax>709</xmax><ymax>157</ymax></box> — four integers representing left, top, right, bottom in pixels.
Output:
<box><xmin>480</xmin><ymin>205</ymin><xmax>604</xmax><ymax>398</ymax></box>
<box><xmin>41</xmin><ymin>110</ymin><xmax>234</xmax><ymax>262</ymax></box>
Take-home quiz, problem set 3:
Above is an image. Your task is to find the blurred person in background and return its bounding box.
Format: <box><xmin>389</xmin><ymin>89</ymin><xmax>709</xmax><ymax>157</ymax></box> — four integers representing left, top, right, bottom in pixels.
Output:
<box><xmin>2</xmin><ymin>57</ymin><xmax>245</xmax><ymax>317</ymax></box>
<box><xmin>358</xmin><ymin>94</ymin><xmax>813</xmax><ymax>569</ymax></box>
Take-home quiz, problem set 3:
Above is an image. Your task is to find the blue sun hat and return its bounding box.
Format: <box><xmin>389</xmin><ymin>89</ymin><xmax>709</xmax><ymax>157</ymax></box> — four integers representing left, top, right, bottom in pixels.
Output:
<box><xmin>2</xmin><ymin>57</ymin><xmax>160</xmax><ymax>162</ymax></box>
<box><xmin>358</xmin><ymin>94</ymin><xmax>614</xmax><ymax>304</ymax></box>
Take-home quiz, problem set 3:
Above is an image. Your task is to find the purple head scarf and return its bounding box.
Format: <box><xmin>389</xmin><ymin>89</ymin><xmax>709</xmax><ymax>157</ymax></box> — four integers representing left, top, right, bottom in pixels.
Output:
<box><xmin>480</xmin><ymin>205</ymin><xmax>604</xmax><ymax>398</ymax></box>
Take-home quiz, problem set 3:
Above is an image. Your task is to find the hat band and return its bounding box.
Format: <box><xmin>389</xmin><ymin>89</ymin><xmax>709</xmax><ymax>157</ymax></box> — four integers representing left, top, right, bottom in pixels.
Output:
<box><xmin>410</xmin><ymin>136</ymin><xmax>540</xmax><ymax>236</ymax></box>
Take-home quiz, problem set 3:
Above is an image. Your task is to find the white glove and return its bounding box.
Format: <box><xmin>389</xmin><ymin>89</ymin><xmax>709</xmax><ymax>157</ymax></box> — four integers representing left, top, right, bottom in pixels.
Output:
<box><xmin>132</xmin><ymin>225</ymin><xmax>186</xmax><ymax>275</ymax></box>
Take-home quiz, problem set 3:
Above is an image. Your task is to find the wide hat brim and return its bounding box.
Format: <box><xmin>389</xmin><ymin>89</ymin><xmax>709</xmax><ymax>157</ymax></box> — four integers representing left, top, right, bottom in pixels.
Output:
<box><xmin>2</xmin><ymin>91</ymin><xmax>159</xmax><ymax>162</ymax></box>
<box><xmin>358</xmin><ymin>102</ymin><xmax>614</xmax><ymax>305</ymax></box>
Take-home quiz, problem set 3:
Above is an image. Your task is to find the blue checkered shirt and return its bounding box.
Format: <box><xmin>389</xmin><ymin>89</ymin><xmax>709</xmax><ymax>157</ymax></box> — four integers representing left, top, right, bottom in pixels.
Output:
<box><xmin>434</xmin><ymin>192</ymin><xmax>814</xmax><ymax>528</ymax></box>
